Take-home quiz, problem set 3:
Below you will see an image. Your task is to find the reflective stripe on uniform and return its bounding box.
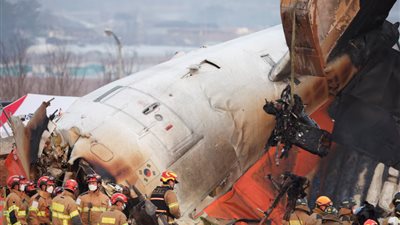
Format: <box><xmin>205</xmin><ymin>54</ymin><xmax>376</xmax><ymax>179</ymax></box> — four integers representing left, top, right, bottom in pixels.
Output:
<box><xmin>8</xmin><ymin>205</ymin><xmax>20</xmax><ymax>212</ymax></box>
<box><xmin>288</xmin><ymin>221</ymin><xmax>302</xmax><ymax>225</ymax></box>
<box><xmin>17</xmin><ymin>210</ymin><xmax>26</xmax><ymax>216</ymax></box>
<box><xmin>52</xmin><ymin>202</ymin><xmax>65</xmax><ymax>212</ymax></box>
<box><xmin>6</xmin><ymin>205</ymin><xmax>23</xmax><ymax>225</ymax></box>
<box><xmin>52</xmin><ymin>212</ymin><xmax>70</xmax><ymax>225</ymax></box>
<box><xmin>150</xmin><ymin>198</ymin><xmax>164</xmax><ymax>201</ymax></box>
<box><xmin>168</xmin><ymin>202</ymin><xmax>179</xmax><ymax>209</ymax></box>
<box><xmin>122</xmin><ymin>223</ymin><xmax>128</xmax><ymax>225</ymax></box>
<box><xmin>82</xmin><ymin>206</ymin><xmax>107</xmax><ymax>212</ymax></box>
<box><xmin>52</xmin><ymin>212</ymin><xmax>70</xmax><ymax>219</ymax></box>
<box><xmin>70</xmin><ymin>210</ymin><xmax>79</xmax><ymax>217</ymax></box>
<box><xmin>156</xmin><ymin>209</ymin><xmax>167</xmax><ymax>213</ymax></box>
<box><xmin>101</xmin><ymin>217</ymin><xmax>116</xmax><ymax>224</ymax></box>
<box><xmin>37</xmin><ymin>211</ymin><xmax>46</xmax><ymax>217</ymax></box>
<box><xmin>28</xmin><ymin>206</ymin><xmax>38</xmax><ymax>212</ymax></box>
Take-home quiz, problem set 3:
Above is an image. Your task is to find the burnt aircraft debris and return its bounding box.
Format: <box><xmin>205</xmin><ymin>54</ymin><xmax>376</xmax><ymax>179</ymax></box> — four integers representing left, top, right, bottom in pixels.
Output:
<box><xmin>263</xmin><ymin>85</ymin><xmax>331</xmax><ymax>164</ymax></box>
<box><xmin>227</xmin><ymin>172</ymin><xmax>309</xmax><ymax>225</ymax></box>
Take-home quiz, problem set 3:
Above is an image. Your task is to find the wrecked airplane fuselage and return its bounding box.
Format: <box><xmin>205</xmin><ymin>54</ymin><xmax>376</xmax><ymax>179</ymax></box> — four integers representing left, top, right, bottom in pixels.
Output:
<box><xmin>54</xmin><ymin>25</ymin><xmax>337</xmax><ymax>215</ymax></box>
<box><xmin>8</xmin><ymin>0</ymin><xmax>399</xmax><ymax>222</ymax></box>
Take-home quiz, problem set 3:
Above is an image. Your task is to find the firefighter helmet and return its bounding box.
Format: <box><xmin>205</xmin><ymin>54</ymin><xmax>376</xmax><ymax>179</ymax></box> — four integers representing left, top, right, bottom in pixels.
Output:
<box><xmin>111</xmin><ymin>193</ymin><xmax>128</xmax><ymax>205</ymax></box>
<box><xmin>324</xmin><ymin>206</ymin><xmax>338</xmax><ymax>215</ymax></box>
<box><xmin>37</xmin><ymin>176</ymin><xmax>56</xmax><ymax>187</ymax></box>
<box><xmin>316</xmin><ymin>196</ymin><xmax>332</xmax><ymax>208</ymax></box>
<box><xmin>19</xmin><ymin>175</ymin><xmax>27</xmax><ymax>184</ymax></box>
<box><xmin>64</xmin><ymin>179</ymin><xmax>78</xmax><ymax>192</ymax></box>
<box><xmin>395</xmin><ymin>204</ymin><xmax>400</xmax><ymax>217</ymax></box>
<box><xmin>393</xmin><ymin>192</ymin><xmax>400</xmax><ymax>207</ymax></box>
<box><xmin>363</xmin><ymin>219</ymin><xmax>378</xmax><ymax>225</ymax></box>
<box><xmin>26</xmin><ymin>180</ymin><xmax>36</xmax><ymax>192</ymax></box>
<box><xmin>54</xmin><ymin>186</ymin><xmax>64</xmax><ymax>195</ymax></box>
<box><xmin>340</xmin><ymin>198</ymin><xmax>357</xmax><ymax>209</ymax></box>
<box><xmin>7</xmin><ymin>175</ymin><xmax>21</xmax><ymax>189</ymax></box>
<box><xmin>52</xmin><ymin>186</ymin><xmax>64</xmax><ymax>198</ymax></box>
<box><xmin>296</xmin><ymin>198</ymin><xmax>308</xmax><ymax>206</ymax></box>
<box><xmin>86</xmin><ymin>174</ymin><xmax>101</xmax><ymax>183</ymax></box>
<box><xmin>160</xmin><ymin>171</ymin><xmax>179</xmax><ymax>183</ymax></box>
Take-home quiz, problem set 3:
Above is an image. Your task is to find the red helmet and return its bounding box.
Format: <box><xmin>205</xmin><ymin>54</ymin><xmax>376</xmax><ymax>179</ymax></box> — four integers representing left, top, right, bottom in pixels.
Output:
<box><xmin>364</xmin><ymin>219</ymin><xmax>378</xmax><ymax>225</ymax></box>
<box><xmin>37</xmin><ymin>176</ymin><xmax>56</xmax><ymax>187</ymax></box>
<box><xmin>54</xmin><ymin>186</ymin><xmax>64</xmax><ymax>194</ymax></box>
<box><xmin>25</xmin><ymin>181</ymin><xmax>36</xmax><ymax>192</ymax></box>
<box><xmin>19</xmin><ymin>175</ymin><xmax>28</xmax><ymax>184</ymax></box>
<box><xmin>160</xmin><ymin>171</ymin><xmax>179</xmax><ymax>183</ymax></box>
<box><xmin>111</xmin><ymin>193</ymin><xmax>128</xmax><ymax>205</ymax></box>
<box><xmin>64</xmin><ymin>179</ymin><xmax>78</xmax><ymax>192</ymax></box>
<box><xmin>86</xmin><ymin>174</ymin><xmax>101</xmax><ymax>183</ymax></box>
<box><xmin>7</xmin><ymin>175</ymin><xmax>21</xmax><ymax>189</ymax></box>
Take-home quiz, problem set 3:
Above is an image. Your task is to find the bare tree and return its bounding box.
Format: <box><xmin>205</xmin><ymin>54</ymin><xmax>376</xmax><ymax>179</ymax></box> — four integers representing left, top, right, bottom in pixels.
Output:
<box><xmin>0</xmin><ymin>39</ymin><xmax>29</xmax><ymax>101</ymax></box>
<box><xmin>123</xmin><ymin>50</ymin><xmax>138</xmax><ymax>76</ymax></box>
<box><xmin>39</xmin><ymin>45</ymin><xmax>86</xmax><ymax>96</ymax></box>
<box><xmin>99</xmin><ymin>49</ymin><xmax>138</xmax><ymax>86</ymax></box>
<box><xmin>99</xmin><ymin>51</ymin><xmax>117</xmax><ymax>85</ymax></box>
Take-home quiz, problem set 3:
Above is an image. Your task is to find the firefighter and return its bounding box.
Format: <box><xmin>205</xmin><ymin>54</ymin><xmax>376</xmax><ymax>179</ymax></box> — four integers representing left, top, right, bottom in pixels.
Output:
<box><xmin>380</xmin><ymin>193</ymin><xmax>400</xmax><ymax>225</ymax></box>
<box><xmin>338</xmin><ymin>198</ymin><xmax>356</xmax><ymax>225</ymax></box>
<box><xmin>17</xmin><ymin>176</ymin><xmax>30</xmax><ymax>224</ymax></box>
<box><xmin>76</xmin><ymin>174</ymin><xmax>110</xmax><ymax>225</ymax></box>
<box><xmin>283</xmin><ymin>198</ymin><xmax>311</xmax><ymax>225</ymax></box>
<box><xmin>29</xmin><ymin>175</ymin><xmax>55</xmax><ymax>225</ymax></box>
<box><xmin>24</xmin><ymin>181</ymin><xmax>37</xmax><ymax>198</ymax></box>
<box><xmin>305</xmin><ymin>196</ymin><xmax>333</xmax><ymax>225</ymax></box>
<box><xmin>99</xmin><ymin>193</ymin><xmax>128</xmax><ymax>225</ymax></box>
<box><xmin>52</xmin><ymin>179</ymin><xmax>82</xmax><ymax>225</ymax></box>
<box><xmin>382</xmin><ymin>204</ymin><xmax>400</xmax><ymax>225</ymax></box>
<box><xmin>52</xmin><ymin>187</ymin><xmax>64</xmax><ymax>198</ymax></box>
<box><xmin>388</xmin><ymin>192</ymin><xmax>400</xmax><ymax>217</ymax></box>
<box><xmin>321</xmin><ymin>206</ymin><xmax>342</xmax><ymax>225</ymax></box>
<box><xmin>150</xmin><ymin>171</ymin><xmax>181</xmax><ymax>225</ymax></box>
<box><xmin>393</xmin><ymin>192</ymin><xmax>400</xmax><ymax>209</ymax></box>
<box><xmin>5</xmin><ymin>175</ymin><xmax>27</xmax><ymax>225</ymax></box>
<box><xmin>120</xmin><ymin>185</ymin><xmax>139</xmax><ymax>219</ymax></box>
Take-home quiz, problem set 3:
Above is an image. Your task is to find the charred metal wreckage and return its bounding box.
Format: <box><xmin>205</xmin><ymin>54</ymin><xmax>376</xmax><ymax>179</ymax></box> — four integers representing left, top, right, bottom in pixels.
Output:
<box><xmin>2</xmin><ymin>0</ymin><xmax>400</xmax><ymax>224</ymax></box>
<box><xmin>263</xmin><ymin>85</ymin><xmax>331</xmax><ymax>164</ymax></box>
<box><xmin>227</xmin><ymin>172</ymin><xmax>309</xmax><ymax>225</ymax></box>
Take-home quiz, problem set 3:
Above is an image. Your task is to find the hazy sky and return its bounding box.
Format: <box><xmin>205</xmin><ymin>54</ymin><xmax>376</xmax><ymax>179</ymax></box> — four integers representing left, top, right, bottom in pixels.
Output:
<box><xmin>38</xmin><ymin>0</ymin><xmax>399</xmax><ymax>26</ymax></box>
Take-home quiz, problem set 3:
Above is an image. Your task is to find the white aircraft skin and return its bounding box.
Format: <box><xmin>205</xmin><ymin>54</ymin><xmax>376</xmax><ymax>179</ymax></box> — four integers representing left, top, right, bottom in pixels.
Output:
<box><xmin>56</xmin><ymin>25</ymin><xmax>331</xmax><ymax>218</ymax></box>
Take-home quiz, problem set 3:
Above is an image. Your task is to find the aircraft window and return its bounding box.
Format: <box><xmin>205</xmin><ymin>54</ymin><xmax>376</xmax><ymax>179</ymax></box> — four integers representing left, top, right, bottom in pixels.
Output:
<box><xmin>142</xmin><ymin>102</ymin><xmax>160</xmax><ymax>115</ymax></box>
<box><xmin>261</xmin><ymin>54</ymin><xmax>276</xmax><ymax>67</ymax></box>
<box><xmin>94</xmin><ymin>86</ymin><xmax>123</xmax><ymax>102</ymax></box>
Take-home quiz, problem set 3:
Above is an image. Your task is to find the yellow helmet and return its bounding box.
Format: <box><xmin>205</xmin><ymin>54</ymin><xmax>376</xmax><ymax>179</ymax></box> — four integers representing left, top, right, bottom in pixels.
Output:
<box><xmin>316</xmin><ymin>196</ymin><xmax>333</xmax><ymax>207</ymax></box>
<box><xmin>160</xmin><ymin>171</ymin><xmax>179</xmax><ymax>183</ymax></box>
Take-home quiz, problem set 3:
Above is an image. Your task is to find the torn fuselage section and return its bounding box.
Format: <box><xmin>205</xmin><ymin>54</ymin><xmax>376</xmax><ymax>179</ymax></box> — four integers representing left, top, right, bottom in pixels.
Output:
<box><xmin>9</xmin><ymin>101</ymin><xmax>115</xmax><ymax>193</ymax></box>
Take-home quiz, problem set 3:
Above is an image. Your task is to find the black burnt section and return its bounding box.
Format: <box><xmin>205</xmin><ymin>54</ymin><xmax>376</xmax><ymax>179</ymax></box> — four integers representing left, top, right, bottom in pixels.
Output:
<box><xmin>329</xmin><ymin>44</ymin><xmax>400</xmax><ymax>170</ymax></box>
<box><xmin>308</xmin><ymin>144</ymin><xmax>379</xmax><ymax>208</ymax></box>
<box><xmin>329</xmin><ymin>0</ymin><xmax>397</xmax><ymax>60</ymax></box>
